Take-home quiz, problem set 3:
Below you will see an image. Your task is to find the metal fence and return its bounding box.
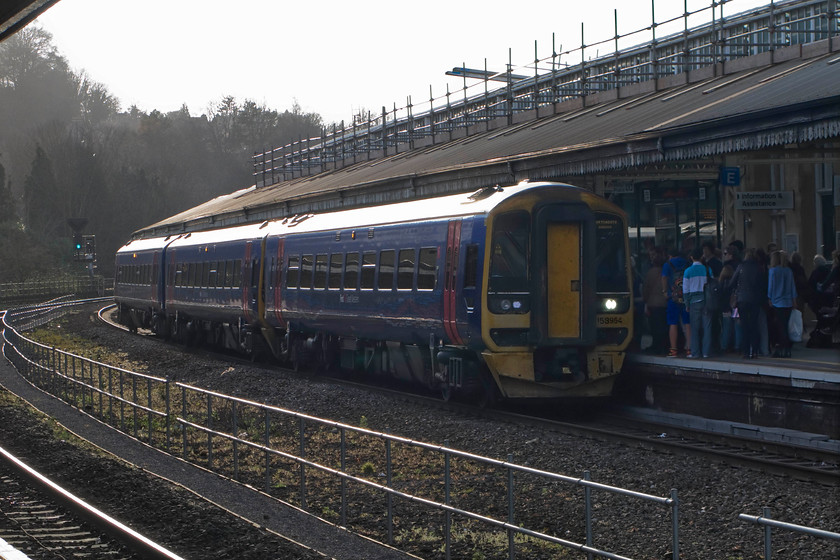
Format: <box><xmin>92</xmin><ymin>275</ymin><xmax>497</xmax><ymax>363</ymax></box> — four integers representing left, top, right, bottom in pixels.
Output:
<box><xmin>739</xmin><ymin>508</ymin><xmax>840</xmax><ymax>560</ymax></box>
<box><xmin>0</xmin><ymin>276</ymin><xmax>112</xmax><ymax>307</ymax></box>
<box><xmin>2</xmin><ymin>301</ymin><xmax>683</xmax><ymax>559</ymax></box>
<box><xmin>253</xmin><ymin>0</ymin><xmax>840</xmax><ymax>186</ymax></box>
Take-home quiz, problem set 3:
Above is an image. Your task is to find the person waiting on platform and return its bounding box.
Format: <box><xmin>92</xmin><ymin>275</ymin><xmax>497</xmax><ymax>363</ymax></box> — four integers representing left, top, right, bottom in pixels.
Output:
<box><xmin>642</xmin><ymin>249</ymin><xmax>669</xmax><ymax>354</ymax></box>
<box><xmin>683</xmin><ymin>249</ymin><xmax>713</xmax><ymax>358</ymax></box>
<box><xmin>729</xmin><ymin>248</ymin><xmax>767</xmax><ymax>359</ymax></box>
<box><xmin>767</xmin><ymin>250</ymin><xmax>797</xmax><ymax>358</ymax></box>
<box><xmin>662</xmin><ymin>249</ymin><xmax>690</xmax><ymax>357</ymax></box>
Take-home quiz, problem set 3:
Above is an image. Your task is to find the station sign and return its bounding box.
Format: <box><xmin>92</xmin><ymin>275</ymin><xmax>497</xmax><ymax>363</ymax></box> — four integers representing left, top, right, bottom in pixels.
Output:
<box><xmin>734</xmin><ymin>191</ymin><xmax>794</xmax><ymax>210</ymax></box>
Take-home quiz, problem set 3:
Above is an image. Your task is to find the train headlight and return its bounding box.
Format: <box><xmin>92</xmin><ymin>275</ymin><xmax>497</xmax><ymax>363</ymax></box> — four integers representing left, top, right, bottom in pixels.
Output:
<box><xmin>500</xmin><ymin>299</ymin><xmax>512</xmax><ymax>312</ymax></box>
<box><xmin>598</xmin><ymin>294</ymin><xmax>630</xmax><ymax>313</ymax></box>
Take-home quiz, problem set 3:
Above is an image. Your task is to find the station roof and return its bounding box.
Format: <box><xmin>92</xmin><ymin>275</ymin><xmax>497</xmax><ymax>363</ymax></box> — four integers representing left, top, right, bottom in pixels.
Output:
<box><xmin>0</xmin><ymin>0</ymin><xmax>59</xmax><ymax>42</ymax></box>
<box><xmin>138</xmin><ymin>41</ymin><xmax>840</xmax><ymax>239</ymax></box>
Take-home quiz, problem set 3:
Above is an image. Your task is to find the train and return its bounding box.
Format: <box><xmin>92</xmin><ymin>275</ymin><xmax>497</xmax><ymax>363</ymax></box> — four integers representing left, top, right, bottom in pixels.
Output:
<box><xmin>114</xmin><ymin>180</ymin><xmax>632</xmax><ymax>404</ymax></box>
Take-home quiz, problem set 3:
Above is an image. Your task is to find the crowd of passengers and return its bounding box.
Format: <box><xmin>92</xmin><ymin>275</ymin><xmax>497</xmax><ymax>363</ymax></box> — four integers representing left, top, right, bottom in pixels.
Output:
<box><xmin>635</xmin><ymin>240</ymin><xmax>840</xmax><ymax>360</ymax></box>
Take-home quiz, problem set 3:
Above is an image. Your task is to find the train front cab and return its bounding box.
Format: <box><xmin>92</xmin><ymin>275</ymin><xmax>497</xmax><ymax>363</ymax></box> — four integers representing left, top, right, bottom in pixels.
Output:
<box><xmin>480</xmin><ymin>188</ymin><xmax>631</xmax><ymax>399</ymax></box>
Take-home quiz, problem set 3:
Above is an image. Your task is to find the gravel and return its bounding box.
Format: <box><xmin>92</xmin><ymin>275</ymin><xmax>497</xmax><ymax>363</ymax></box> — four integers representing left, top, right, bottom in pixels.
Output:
<box><xmin>4</xmin><ymin>304</ymin><xmax>839</xmax><ymax>559</ymax></box>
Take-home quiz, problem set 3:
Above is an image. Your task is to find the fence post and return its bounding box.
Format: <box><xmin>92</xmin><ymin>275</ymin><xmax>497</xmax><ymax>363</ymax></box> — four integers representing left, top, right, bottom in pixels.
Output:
<box><xmin>444</xmin><ymin>439</ymin><xmax>451</xmax><ymax>560</ymax></box>
<box><xmin>386</xmin><ymin>436</ymin><xmax>393</xmax><ymax>545</ymax></box>
<box><xmin>165</xmin><ymin>378</ymin><xmax>171</xmax><ymax>452</ymax></box>
<box><xmin>507</xmin><ymin>453</ymin><xmax>515</xmax><ymax>560</ymax></box>
<box><xmin>299</xmin><ymin>416</ymin><xmax>307</xmax><ymax>509</ymax></box>
<box><xmin>207</xmin><ymin>392</ymin><xmax>213</xmax><ymax>470</ymax></box>
<box><xmin>232</xmin><ymin>400</ymin><xmax>239</xmax><ymax>481</ymax></box>
<box><xmin>340</xmin><ymin>427</ymin><xmax>347</xmax><ymax>527</ymax></box>
<box><xmin>584</xmin><ymin>470</ymin><xmax>593</xmax><ymax>560</ymax></box>
<box><xmin>671</xmin><ymin>488</ymin><xmax>680</xmax><ymax>560</ymax></box>
<box><xmin>182</xmin><ymin>385</ymin><xmax>188</xmax><ymax>461</ymax></box>
<box><xmin>763</xmin><ymin>506</ymin><xmax>773</xmax><ymax>560</ymax></box>
<box><xmin>147</xmin><ymin>378</ymin><xmax>153</xmax><ymax>445</ymax></box>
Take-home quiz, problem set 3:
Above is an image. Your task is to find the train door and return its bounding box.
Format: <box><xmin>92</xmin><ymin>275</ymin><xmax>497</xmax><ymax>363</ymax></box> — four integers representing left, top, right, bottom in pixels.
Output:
<box><xmin>443</xmin><ymin>220</ymin><xmax>465</xmax><ymax>345</ymax></box>
<box><xmin>546</xmin><ymin>223</ymin><xmax>581</xmax><ymax>339</ymax></box>
<box><xmin>533</xmin><ymin>204</ymin><xmax>595</xmax><ymax>345</ymax></box>
<box><xmin>243</xmin><ymin>242</ymin><xmax>255</xmax><ymax>322</ymax></box>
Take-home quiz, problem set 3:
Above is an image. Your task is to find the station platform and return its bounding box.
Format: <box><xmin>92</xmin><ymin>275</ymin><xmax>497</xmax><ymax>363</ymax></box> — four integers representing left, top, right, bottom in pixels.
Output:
<box><xmin>619</xmin><ymin>337</ymin><xmax>840</xmax><ymax>442</ymax></box>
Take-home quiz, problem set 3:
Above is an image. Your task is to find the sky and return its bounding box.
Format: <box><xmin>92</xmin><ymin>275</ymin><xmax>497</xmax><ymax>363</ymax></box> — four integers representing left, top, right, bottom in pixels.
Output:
<box><xmin>34</xmin><ymin>0</ymin><xmax>771</xmax><ymax>125</ymax></box>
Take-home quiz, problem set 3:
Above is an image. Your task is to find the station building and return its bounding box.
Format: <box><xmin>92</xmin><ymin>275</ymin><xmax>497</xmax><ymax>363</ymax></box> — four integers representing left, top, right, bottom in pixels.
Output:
<box><xmin>137</xmin><ymin>0</ymin><xmax>840</xmax><ymax>273</ymax></box>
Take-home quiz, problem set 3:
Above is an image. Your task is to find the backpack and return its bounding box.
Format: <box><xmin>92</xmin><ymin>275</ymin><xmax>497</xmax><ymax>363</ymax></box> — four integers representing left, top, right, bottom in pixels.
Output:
<box><xmin>704</xmin><ymin>268</ymin><xmax>722</xmax><ymax>312</ymax></box>
<box><xmin>669</xmin><ymin>258</ymin><xmax>689</xmax><ymax>304</ymax></box>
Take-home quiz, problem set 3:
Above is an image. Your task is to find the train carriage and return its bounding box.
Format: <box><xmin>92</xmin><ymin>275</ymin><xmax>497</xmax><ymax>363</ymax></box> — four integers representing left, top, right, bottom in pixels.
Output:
<box><xmin>115</xmin><ymin>180</ymin><xmax>632</xmax><ymax>404</ymax></box>
<box><xmin>164</xmin><ymin>223</ymin><xmax>270</xmax><ymax>350</ymax></box>
<box><xmin>114</xmin><ymin>235</ymin><xmax>177</xmax><ymax>333</ymax></box>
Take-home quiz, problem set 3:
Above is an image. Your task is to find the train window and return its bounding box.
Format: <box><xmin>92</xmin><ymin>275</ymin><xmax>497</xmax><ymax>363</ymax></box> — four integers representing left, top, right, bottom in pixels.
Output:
<box><xmin>328</xmin><ymin>253</ymin><xmax>342</xmax><ymax>290</ymax></box>
<box><xmin>360</xmin><ymin>251</ymin><xmax>376</xmax><ymax>290</ymax></box>
<box><xmin>300</xmin><ymin>254</ymin><xmax>314</xmax><ymax>289</ymax></box>
<box><xmin>397</xmin><ymin>249</ymin><xmax>415</xmax><ymax>290</ymax></box>
<box><xmin>595</xmin><ymin>213</ymin><xmax>629</xmax><ymax>293</ymax></box>
<box><xmin>153</xmin><ymin>264</ymin><xmax>159</xmax><ymax>286</ymax></box>
<box><xmin>287</xmin><ymin>255</ymin><xmax>300</xmax><ymax>288</ymax></box>
<box><xmin>233</xmin><ymin>259</ymin><xmax>242</xmax><ymax>288</ymax></box>
<box><xmin>225</xmin><ymin>260</ymin><xmax>235</xmax><ymax>288</ymax></box>
<box><xmin>208</xmin><ymin>261</ymin><xmax>218</xmax><ymax>288</ymax></box>
<box><xmin>489</xmin><ymin>211</ymin><xmax>530</xmax><ymax>292</ymax></box>
<box><xmin>418</xmin><ymin>247</ymin><xmax>437</xmax><ymax>290</ymax></box>
<box><xmin>379</xmin><ymin>250</ymin><xmax>395</xmax><ymax>290</ymax></box>
<box><xmin>215</xmin><ymin>261</ymin><xmax>225</xmax><ymax>288</ymax></box>
<box><xmin>175</xmin><ymin>264</ymin><xmax>184</xmax><ymax>287</ymax></box>
<box><xmin>344</xmin><ymin>252</ymin><xmax>359</xmax><ymax>290</ymax></box>
<box><xmin>314</xmin><ymin>254</ymin><xmax>328</xmax><ymax>289</ymax></box>
<box><xmin>464</xmin><ymin>244</ymin><xmax>479</xmax><ymax>288</ymax></box>
<box><xmin>201</xmin><ymin>262</ymin><xmax>210</xmax><ymax>288</ymax></box>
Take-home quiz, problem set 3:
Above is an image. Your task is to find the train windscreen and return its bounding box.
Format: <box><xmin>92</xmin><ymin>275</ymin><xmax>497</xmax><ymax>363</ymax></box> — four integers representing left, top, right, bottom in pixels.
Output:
<box><xmin>488</xmin><ymin>211</ymin><xmax>530</xmax><ymax>292</ymax></box>
<box><xmin>594</xmin><ymin>213</ymin><xmax>629</xmax><ymax>293</ymax></box>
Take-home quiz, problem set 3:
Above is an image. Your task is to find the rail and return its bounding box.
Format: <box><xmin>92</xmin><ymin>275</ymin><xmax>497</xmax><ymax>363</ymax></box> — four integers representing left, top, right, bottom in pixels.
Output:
<box><xmin>253</xmin><ymin>0</ymin><xmax>840</xmax><ymax>186</ymax></box>
<box><xmin>739</xmin><ymin>507</ymin><xmax>840</xmax><ymax>560</ymax></box>
<box><xmin>3</xmin><ymin>300</ymin><xmax>678</xmax><ymax>560</ymax></box>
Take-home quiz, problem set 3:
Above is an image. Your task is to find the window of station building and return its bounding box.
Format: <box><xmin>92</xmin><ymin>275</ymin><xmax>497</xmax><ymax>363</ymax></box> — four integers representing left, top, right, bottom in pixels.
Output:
<box><xmin>397</xmin><ymin>249</ymin><xmax>415</xmax><ymax>290</ymax></box>
<box><xmin>314</xmin><ymin>254</ymin><xmax>328</xmax><ymax>289</ymax></box>
<box><xmin>344</xmin><ymin>252</ymin><xmax>360</xmax><ymax>290</ymax></box>
<box><xmin>417</xmin><ymin>247</ymin><xmax>437</xmax><ymax>290</ymax></box>
<box><xmin>379</xmin><ymin>250</ymin><xmax>395</xmax><ymax>290</ymax></box>
<box><xmin>300</xmin><ymin>254</ymin><xmax>314</xmax><ymax>289</ymax></box>
<box><xmin>328</xmin><ymin>253</ymin><xmax>343</xmax><ymax>289</ymax></box>
<box><xmin>287</xmin><ymin>255</ymin><xmax>300</xmax><ymax>288</ymax></box>
<box><xmin>361</xmin><ymin>251</ymin><xmax>376</xmax><ymax>290</ymax></box>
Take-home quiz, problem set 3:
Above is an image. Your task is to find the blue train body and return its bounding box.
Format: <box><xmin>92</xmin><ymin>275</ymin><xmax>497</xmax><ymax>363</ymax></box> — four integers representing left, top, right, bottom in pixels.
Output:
<box><xmin>115</xmin><ymin>181</ymin><xmax>632</xmax><ymax>402</ymax></box>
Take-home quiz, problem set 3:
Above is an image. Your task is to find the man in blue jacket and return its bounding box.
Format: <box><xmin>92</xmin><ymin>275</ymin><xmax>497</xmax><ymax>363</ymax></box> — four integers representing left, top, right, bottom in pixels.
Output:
<box><xmin>683</xmin><ymin>248</ymin><xmax>712</xmax><ymax>358</ymax></box>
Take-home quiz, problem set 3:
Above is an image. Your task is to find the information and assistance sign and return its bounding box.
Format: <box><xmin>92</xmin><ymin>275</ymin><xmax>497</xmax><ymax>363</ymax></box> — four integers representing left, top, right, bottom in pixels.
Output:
<box><xmin>734</xmin><ymin>191</ymin><xmax>794</xmax><ymax>210</ymax></box>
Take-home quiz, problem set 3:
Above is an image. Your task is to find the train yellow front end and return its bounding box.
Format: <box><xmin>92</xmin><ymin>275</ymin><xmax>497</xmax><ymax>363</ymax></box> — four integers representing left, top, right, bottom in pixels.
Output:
<box><xmin>480</xmin><ymin>185</ymin><xmax>632</xmax><ymax>399</ymax></box>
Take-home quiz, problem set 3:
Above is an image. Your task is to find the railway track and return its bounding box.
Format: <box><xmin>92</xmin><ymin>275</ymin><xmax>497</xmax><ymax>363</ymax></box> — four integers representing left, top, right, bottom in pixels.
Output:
<box><xmin>95</xmin><ymin>302</ymin><xmax>840</xmax><ymax>486</ymax></box>
<box><xmin>0</xmin><ymin>446</ymin><xmax>183</xmax><ymax>560</ymax></box>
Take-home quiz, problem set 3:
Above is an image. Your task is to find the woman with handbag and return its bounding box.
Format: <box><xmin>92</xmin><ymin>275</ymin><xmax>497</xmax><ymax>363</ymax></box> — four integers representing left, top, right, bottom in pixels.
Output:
<box><xmin>768</xmin><ymin>250</ymin><xmax>797</xmax><ymax>357</ymax></box>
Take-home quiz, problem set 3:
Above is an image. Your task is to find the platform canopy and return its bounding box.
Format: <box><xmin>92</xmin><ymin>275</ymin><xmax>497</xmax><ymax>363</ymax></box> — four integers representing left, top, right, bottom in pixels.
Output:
<box><xmin>0</xmin><ymin>0</ymin><xmax>59</xmax><ymax>43</ymax></box>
